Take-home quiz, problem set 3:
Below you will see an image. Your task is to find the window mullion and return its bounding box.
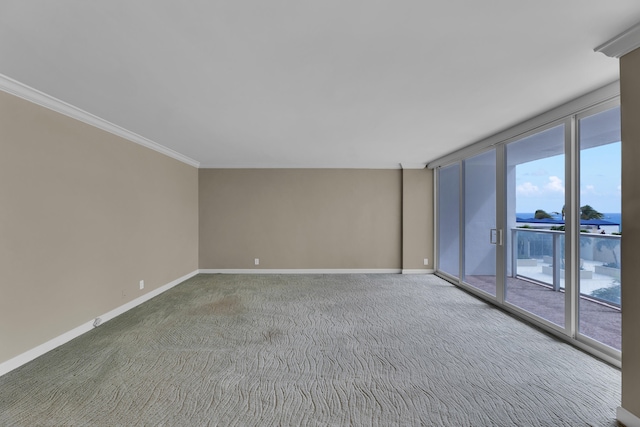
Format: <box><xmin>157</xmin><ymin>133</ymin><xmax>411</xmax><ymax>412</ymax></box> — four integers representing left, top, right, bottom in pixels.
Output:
<box><xmin>565</xmin><ymin>116</ymin><xmax>578</xmax><ymax>337</ymax></box>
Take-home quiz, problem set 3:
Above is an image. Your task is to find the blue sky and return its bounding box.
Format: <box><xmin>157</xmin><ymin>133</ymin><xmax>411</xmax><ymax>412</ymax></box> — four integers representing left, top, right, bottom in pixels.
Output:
<box><xmin>515</xmin><ymin>142</ymin><xmax>621</xmax><ymax>214</ymax></box>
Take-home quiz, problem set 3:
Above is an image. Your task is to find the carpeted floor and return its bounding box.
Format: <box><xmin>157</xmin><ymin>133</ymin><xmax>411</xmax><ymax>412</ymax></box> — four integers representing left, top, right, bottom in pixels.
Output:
<box><xmin>0</xmin><ymin>274</ymin><xmax>621</xmax><ymax>426</ymax></box>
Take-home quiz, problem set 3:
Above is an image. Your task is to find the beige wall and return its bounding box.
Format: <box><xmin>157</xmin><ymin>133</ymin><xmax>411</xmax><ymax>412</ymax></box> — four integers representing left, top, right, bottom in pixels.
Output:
<box><xmin>0</xmin><ymin>91</ymin><xmax>199</xmax><ymax>364</ymax></box>
<box><xmin>199</xmin><ymin>169</ymin><xmax>402</xmax><ymax>269</ymax></box>
<box><xmin>402</xmin><ymin>168</ymin><xmax>434</xmax><ymax>270</ymax></box>
<box><xmin>620</xmin><ymin>47</ymin><xmax>640</xmax><ymax>419</ymax></box>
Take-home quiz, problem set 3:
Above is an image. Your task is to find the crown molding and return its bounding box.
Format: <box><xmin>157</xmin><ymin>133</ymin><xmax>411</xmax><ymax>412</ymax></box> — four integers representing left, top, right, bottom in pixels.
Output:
<box><xmin>400</xmin><ymin>163</ymin><xmax>426</xmax><ymax>169</ymax></box>
<box><xmin>0</xmin><ymin>73</ymin><xmax>200</xmax><ymax>168</ymax></box>
<box><xmin>199</xmin><ymin>163</ymin><xmax>406</xmax><ymax>169</ymax></box>
<box><xmin>595</xmin><ymin>21</ymin><xmax>640</xmax><ymax>58</ymax></box>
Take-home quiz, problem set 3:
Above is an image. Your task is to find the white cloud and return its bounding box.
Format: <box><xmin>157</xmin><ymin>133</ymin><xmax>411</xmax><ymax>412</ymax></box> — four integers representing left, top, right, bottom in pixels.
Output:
<box><xmin>516</xmin><ymin>182</ymin><xmax>540</xmax><ymax>196</ymax></box>
<box><xmin>544</xmin><ymin>176</ymin><xmax>564</xmax><ymax>193</ymax></box>
<box><xmin>581</xmin><ymin>184</ymin><xmax>595</xmax><ymax>195</ymax></box>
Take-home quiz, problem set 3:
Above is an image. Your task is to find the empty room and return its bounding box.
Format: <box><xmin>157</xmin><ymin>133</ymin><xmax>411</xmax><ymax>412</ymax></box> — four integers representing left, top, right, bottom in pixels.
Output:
<box><xmin>2</xmin><ymin>2</ymin><xmax>640</xmax><ymax>426</ymax></box>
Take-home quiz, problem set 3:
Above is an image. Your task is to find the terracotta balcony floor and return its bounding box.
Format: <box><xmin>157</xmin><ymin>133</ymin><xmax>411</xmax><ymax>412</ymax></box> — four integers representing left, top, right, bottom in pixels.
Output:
<box><xmin>462</xmin><ymin>275</ymin><xmax>620</xmax><ymax>351</ymax></box>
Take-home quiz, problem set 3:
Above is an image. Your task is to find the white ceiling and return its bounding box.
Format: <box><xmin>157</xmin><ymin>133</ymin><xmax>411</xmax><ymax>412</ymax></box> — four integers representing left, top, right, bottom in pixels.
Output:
<box><xmin>1</xmin><ymin>1</ymin><xmax>639</xmax><ymax>168</ymax></box>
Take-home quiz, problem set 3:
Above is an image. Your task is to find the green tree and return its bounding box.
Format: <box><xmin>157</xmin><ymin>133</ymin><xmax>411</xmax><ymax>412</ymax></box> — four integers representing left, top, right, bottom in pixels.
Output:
<box><xmin>560</xmin><ymin>204</ymin><xmax>605</xmax><ymax>220</ymax></box>
<box><xmin>580</xmin><ymin>204</ymin><xmax>604</xmax><ymax>220</ymax></box>
<box><xmin>534</xmin><ymin>209</ymin><xmax>553</xmax><ymax>219</ymax></box>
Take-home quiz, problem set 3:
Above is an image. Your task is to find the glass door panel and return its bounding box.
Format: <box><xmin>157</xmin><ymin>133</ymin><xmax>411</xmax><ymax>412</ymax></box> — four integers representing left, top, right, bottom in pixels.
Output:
<box><xmin>437</xmin><ymin>163</ymin><xmax>460</xmax><ymax>278</ymax></box>
<box><xmin>434</xmin><ymin>99</ymin><xmax>621</xmax><ymax>363</ymax></box>
<box><xmin>505</xmin><ymin>124</ymin><xmax>566</xmax><ymax>327</ymax></box>
<box><xmin>463</xmin><ymin>150</ymin><xmax>496</xmax><ymax>296</ymax></box>
<box><xmin>578</xmin><ymin>106</ymin><xmax>621</xmax><ymax>350</ymax></box>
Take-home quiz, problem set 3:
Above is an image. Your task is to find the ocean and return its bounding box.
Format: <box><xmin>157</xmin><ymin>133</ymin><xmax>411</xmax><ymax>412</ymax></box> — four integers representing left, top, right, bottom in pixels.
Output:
<box><xmin>603</xmin><ymin>213</ymin><xmax>622</xmax><ymax>224</ymax></box>
<box><xmin>516</xmin><ymin>213</ymin><xmax>621</xmax><ymax>230</ymax></box>
<box><xmin>516</xmin><ymin>213</ymin><xmax>621</xmax><ymax>222</ymax></box>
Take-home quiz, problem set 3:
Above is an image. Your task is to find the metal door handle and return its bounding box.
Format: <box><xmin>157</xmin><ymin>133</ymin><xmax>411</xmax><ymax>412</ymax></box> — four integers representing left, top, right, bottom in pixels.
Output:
<box><xmin>490</xmin><ymin>228</ymin><xmax>502</xmax><ymax>245</ymax></box>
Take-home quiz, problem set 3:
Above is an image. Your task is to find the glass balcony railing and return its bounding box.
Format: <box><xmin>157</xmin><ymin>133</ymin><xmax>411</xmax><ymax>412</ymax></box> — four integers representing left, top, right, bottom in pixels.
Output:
<box><xmin>510</xmin><ymin>227</ymin><xmax>621</xmax><ymax>350</ymax></box>
<box><xmin>511</xmin><ymin>228</ymin><xmax>621</xmax><ymax>308</ymax></box>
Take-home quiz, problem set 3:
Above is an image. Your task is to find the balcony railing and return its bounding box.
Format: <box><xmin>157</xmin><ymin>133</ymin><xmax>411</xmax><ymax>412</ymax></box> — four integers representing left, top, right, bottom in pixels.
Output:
<box><xmin>511</xmin><ymin>228</ymin><xmax>621</xmax><ymax>308</ymax></box>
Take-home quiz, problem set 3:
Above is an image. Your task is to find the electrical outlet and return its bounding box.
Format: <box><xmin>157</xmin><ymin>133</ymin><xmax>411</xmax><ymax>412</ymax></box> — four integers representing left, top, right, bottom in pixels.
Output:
<box><xmin>424</xmin><ymin>258</ymin><xmax>429</xmax><ymax>266</ymax></box>
<box><xmin>254</xmin><ymin>258</ymin><xmax>260</xmax><ymax>266</ymax></box>
<box><xmin>139</xmin><ymin>280</ymin><xmax>144</xmax><ymax>290</ymax></box>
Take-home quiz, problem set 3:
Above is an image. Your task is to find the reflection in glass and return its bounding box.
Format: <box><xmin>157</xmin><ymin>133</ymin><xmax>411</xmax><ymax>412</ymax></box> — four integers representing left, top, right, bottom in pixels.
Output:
<box><xmin>578</xmin><ymin>106</ymin><xmax>621</xmax><ymax>350</ymax></box>
<box><xmin>438</xmin><ymin>164</ymin><xmax>460</xmax><ymax>278</ymax></box>
<box><xmin>505</xmin><ymin>125</ymin><xmax>565</xmax><ymax>327</ymax></box>
<box><xmin>463</xmin><ymin>150</ymin><xmax>496</xmax><ymax>296</ymax></box>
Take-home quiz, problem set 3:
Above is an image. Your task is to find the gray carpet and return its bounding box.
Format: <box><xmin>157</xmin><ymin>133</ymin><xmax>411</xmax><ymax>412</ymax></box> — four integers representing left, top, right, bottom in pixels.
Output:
<box><xmin>0</xmin><ymin>274</ymin><xmax>621</xmax><ymax>426</ymax></box>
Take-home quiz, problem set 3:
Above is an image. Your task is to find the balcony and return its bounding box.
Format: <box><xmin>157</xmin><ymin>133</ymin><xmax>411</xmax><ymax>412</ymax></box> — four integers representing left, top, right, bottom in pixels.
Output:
<box><xmin>510</xmin><ymin>228</ymin><xmax>621</xmax><ymax>350</ymax></box>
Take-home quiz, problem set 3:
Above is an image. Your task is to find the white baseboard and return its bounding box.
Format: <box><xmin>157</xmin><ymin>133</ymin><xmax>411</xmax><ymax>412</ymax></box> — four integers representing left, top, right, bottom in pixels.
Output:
<box><xmin>199</xmin><ymin>269</ymin><xmax>402</xmax><ymax>274</ymax></box>
<box><xmin>402</xmin><ymin>269</ymin><xmax>435</xmax><ymax>274</ymax></box>
<box><xmin>0</xmin><ymin>270</ymin><xmax>199</xmax><ymax>378</ymax></box>
<box><xmin>618</xmin><ymin>407</ymin><xmax>640</xmax><ymax>427</ymax></box>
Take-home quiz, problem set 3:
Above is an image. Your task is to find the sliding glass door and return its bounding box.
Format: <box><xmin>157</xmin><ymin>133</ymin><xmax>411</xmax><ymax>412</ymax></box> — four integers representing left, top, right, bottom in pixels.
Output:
<box><xmin>437</xmin><ymin>163</ymin><xmax>460</xmax><ymax>279</ymax></box>
<box><xmin>577</xmin><ymin>104</ymin><xmax>621</xmax><ymax>351</ymax></box>
<box><xmin>434</xmin><ymin>100</ymin><xmax>622</xmax><ymax>361</ymax></box>
<box><xmin>504</xmin><ymin>124</ymin><xmax>566</xmax><ymax>328</ymax></box>
<box><xmin>463</xmin><ymin>150</ymin><xmax>497</xmax><ymax>297</ymax></box>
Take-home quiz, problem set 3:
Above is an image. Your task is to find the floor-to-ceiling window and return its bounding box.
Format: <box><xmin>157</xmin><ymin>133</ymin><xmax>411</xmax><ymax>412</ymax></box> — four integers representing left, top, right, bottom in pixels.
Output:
<box><xmin>437</xmin><ymin>163</ymin><xmax>460</xmax><ymax>279</ymax></box>
<box><xmin>463</xmin><ymin>150</ymin><xmax>497</xmax><ymax>297</ymax></box>
<box><xmin>577</xmin><ymin>104</ymin><xmax>621</xmax><ymax>351</ymax></box>
<box><xmin>505</xmin><ymin>124</ymin><xmax>566</xmax><ymax>329</ymax></box>
<box><xmin>433</xmin><ymin>88</ymin><xmax>621</xmax><ymax>363</ymax></box>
